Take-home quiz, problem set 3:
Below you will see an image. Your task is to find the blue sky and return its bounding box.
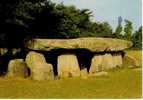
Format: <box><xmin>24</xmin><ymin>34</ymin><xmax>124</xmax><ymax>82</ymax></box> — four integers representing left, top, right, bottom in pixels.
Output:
<box><xmin>52</xmin><ymin>0</ymin><xmax>142</xmax><ymax>31</ymax></box>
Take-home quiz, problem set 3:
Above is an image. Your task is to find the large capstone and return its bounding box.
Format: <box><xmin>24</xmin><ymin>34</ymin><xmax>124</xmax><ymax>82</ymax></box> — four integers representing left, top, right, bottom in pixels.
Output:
<box><xmin>7</xmin><ymin>59</ymin><xmax>28</xmax><ymax>78</ymax></box>
<box><xmin>89</xmin><ymin>55</ymin><xmax>103</xmax><ymax>74</ymax></box>
<box><xmin>25</xmin><ymin>51</ymin><xmax>54</xmax><ymax>80</ymax></box>
<box><xmin>26</xmin><ymin>38</ymin><xmax>133</xmax><ymax>52</ymax></box>
<box><xmin>57</xmin><ymin>54</ymin><xmax>80</xmax><ymax>78</ymax></box>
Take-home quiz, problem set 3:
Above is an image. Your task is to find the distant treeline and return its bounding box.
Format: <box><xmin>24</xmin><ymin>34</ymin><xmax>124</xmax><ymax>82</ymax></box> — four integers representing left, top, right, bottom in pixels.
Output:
<box><xmin>0</xmin><ymin>0</ymin><xmax>142</xmax><ymax>49</ymax></box>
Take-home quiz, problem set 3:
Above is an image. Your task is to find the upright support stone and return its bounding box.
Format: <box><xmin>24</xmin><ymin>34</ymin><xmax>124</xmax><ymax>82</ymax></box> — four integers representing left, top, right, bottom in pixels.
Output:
<box><xmin>89</xmin><ymin>55</ymin><xmax>103</xmax><ymax>74</ymax></box>
<box><xmin>32</xmin><ymin>62</ymin><xmax>54</xmax><ymax>81</ymax></box>
<box><xmin>7</xmin><ymin>59</ymin><xmax>28</xmax><ymax>78</ymax></box>
<box><xmin>25</xmin><ymin>51</ymin><xmax>46</xmax><ymax>69</ymax></box>
<box><xmin>101</xmin><ymin>54</ymin><xmax>114</xmax><ymax>70</ymax></box>
<box><xmin>25</xmin><ymin>51</ymin><xmax>54</xmax><ymax>81</ymax></box>
<box><xmin>57</xmin><ymin>54</ymin><xmax>80</xmax><ymax>78</ymax></box>
<box><xmin>112</xmin><ymin>54</ymin><xmax>123</xmax><ymax>67</ymax></box>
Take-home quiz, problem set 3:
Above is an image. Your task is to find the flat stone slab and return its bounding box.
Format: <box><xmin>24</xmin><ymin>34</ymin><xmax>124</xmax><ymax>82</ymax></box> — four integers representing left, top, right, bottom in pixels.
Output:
<box><xmin>26</xmin><ymin>37</ymin><xmax>133</xmax><ymax>52</ymax></box>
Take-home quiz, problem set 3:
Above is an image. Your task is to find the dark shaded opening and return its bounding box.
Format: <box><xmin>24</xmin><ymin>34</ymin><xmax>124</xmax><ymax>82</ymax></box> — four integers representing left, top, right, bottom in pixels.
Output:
<box><xmin>44</xmin><ymin>51</ymin><xmax>59</xmax><ymax>76</ymax></box>
<box><xmin>0</xmin><ymin>57</ymin><xmax>8</xmax><ymax>76</ymax></box>
<box><xmin>76</xmin><ymin>49</ymin><xmax>93</xmax><ymax>72</ymax></box>
<box><xmin>27</xmin><ymin>67</ymin><xmax>31</xmax><ymax>77</ymax></box>
<box><xmin>0</xmin><ymin>50</ymin><xmax>12</xmax><ymax>76</ymax></box>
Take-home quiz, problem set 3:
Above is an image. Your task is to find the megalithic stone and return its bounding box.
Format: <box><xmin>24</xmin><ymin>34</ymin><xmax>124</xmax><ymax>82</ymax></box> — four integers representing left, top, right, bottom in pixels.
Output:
<box><xmin>31</xmin><ymin>62</ymin><xmax>54</xmax><ymax>81</ymax></box>
<box><xmin>112</xmin><ymin>54</ymin><xmax>123</xmax><ymax>67</ymax></box>
<box><xmin>89</xmin><ymin>55</ymin><xmax>103</xmax><ymax>74</ymax></box>
<box><xmin>25</xmin><ymin>51</ymin><xmax>46</xmax><ymax>70</ymax></box>
<box><xmin>57</xmin><ymin>54</ymin><xmax>80</xmax><ymax>78</ymax></box>
<box><xmin>25</xmin><ymin>51</ymin><xmax>54</xmax><ymax>81</ymax></box>
<box><xmin>7</xmin><ymin>59</ymin><xmax>28</xmax><ymax>78</ymax></box>
<box><xmin>101</xmin><ymin>54</ymin><xmax>115</xmax><ymax>70</ymax></box>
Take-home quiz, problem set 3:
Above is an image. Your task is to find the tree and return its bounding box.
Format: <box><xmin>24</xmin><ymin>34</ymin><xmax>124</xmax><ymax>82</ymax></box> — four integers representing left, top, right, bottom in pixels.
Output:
<box><xmin>52</xmin><ymin>4</ymin><xmax>81</xmax><ymax>38</ymax></box>
<box><xmin>114</xmin><ymin>16</ymin><xmax>123</xmax><ymax>38</ymax></box>
<box><xmin>124</xmin><ymin>19</ymin><xmax>133</xmax><ymax>40</ymax></box>
<box><xmin>0</xmin><ymin>0</ymin><xmax>114</xmax><ymax>46</ymax></box>
<box><xmin>132</xmin><ymin>26</ymin><xmax>142</xmax><ymax>49</ymax></box>
<box><xmin>93</xmin><ymin>22</ymin><xmax>113</xmax><ymax>37</ymax></box>
<box><xmin>27</xmin><ymin>3</ymin><xmax>93</xmax><ymax>39</ymax></box>
<box><xmin>0</xmin><ymin>0</ymin><xmax>47</xmax><ymax>48</ymax></box>
<box><xmin>0</xmin><ymin>0</ymin><xmax>20</xmax><ymax>47</ymax></box>
<box><xmin>114</xmin><ymin>25</ymin><xmax>123</xmax><ymax>38</ymax></box>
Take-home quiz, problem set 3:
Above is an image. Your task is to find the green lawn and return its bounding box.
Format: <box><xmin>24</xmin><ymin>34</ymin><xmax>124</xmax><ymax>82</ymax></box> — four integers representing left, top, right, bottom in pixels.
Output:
<box><xmin>0</xmin><ymin>50</ymin><xmax>142</xmax><ymax>99</ymax></box>
<box><xmin>0</xmin><ymin>68</ymin><xmax>141</xmax><ymax>99</ymax></box>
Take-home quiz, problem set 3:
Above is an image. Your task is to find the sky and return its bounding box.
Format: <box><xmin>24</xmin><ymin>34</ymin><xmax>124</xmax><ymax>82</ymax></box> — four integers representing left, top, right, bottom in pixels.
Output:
<box><xmin>52</xmin><ymin>0</ymin><xmax>142</xmax><ymax>31</ymax></box>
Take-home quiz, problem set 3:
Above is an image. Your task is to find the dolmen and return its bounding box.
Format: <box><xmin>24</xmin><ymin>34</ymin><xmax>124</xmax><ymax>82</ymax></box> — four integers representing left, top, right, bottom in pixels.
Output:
<box><xmin>21</xmin><ymin>37</ymin><xmax>132</xmax><ymax>80</ymax></box>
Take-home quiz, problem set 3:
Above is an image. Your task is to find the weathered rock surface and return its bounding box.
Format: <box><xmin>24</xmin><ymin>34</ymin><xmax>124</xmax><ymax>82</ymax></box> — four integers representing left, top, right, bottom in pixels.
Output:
<box><xmin>123</xmin><ymin>55</ymin><xmax>139</xmax><ymax>68</ymax></box>
<box><xmin>89</xmin><ymin>54</ymin><xmax>123</xmax><ymax>73</ymax></box>
<box><xmin>57</xmin><ymin>54</ymin><xmax>80</xmax><ymax>78</ymax></box>
<box><xmin>7</xmin><ymin>59</ymin><xmax>28</xmax><ymax>78</ymax></box>
<box><xmin>25</xmin><ymin>51</ymin><xmax>54</xmax><ymax>80</ymax></box>
<box><xmin>26</xmin><ymin>38</ymin><xmax>133</xmax><ymax>52</ymax></box>
<box><xmin>112</xmin><ymin>54</ymin><xmax>123</xmax><ymax>67</ymax></box>
<box><xmin>25</xmin><ymin>51</ymin><xmax>46</xmax><ymax>69</ymax></box>
<box><xmin>89</xmin><ymin>55</ymin><xmax>103</xmax><ymax>74</ymax></box>
<box><xmin>31</xmin><ymin>62</ymin><xmax>54</xmax><ymax>81</ymax></box>
<box><xmin>101</xmin><ymin>54</ymin><xmax>114</xmax><ymax>70</ymax></box>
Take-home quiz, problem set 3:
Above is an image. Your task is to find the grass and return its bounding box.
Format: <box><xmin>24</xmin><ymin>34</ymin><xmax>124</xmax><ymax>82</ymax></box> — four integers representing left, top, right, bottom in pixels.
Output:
<box><xmin>0</xmin><ymin>49</ymin><xmax>142</xmax><ymax>99</ymax></box>
<box><xmin>0</xmin><ymin>68</ymin><xmax>141</xmax><ymax>99</ymax></box>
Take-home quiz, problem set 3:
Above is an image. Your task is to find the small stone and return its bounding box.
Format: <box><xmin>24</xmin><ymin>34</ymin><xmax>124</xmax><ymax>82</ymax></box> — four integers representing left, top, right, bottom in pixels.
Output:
<box><xmin>90</xmin><ymin>71</ymin><xmax>108</xmax><ymax>77</ymax></box>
